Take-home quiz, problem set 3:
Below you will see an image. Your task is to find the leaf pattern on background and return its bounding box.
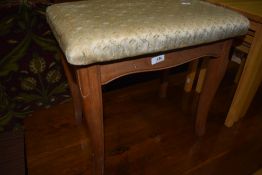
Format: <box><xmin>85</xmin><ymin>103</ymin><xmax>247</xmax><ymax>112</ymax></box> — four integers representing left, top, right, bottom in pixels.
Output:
<box><xmin>21</xmin><ymin>77</ymin><xmax>37</xmax><ymax>90</ymax></box>
<box><xmin>0</xmin><ymin>1</ymin><xmax>69</xmax><ymax>132</ymax></box>
<box><xmin>29</xmin><ymin>56</ymin><xmax>46</xmax><ymax>74</ymax></box>
<box><xmin>32</xmin><ymin>33</ymin><xmax>58</xmax><ymax>51</ymax></box>
<box><xmin>0</xmin><ymin>83</ymin><xmax>32</xmax><ymax>131</ymax></box>
<box><xmin>0</xmin><ymin>33</ymin><xmax>31</xmax><ymax>76</ymax></box>
<box><xmin>17</xmin><ymin>55</ymin><xmax>68</xmax><ymax>109</ymax></box>
<box><xmin>0</xmin><ymin>16</ymin><xmax>15</xmax><ymax>36</ymax></box>
<box><xmin>46</xmin><ymin>69</ymin><xmax>61</xmax><ymax>83</ymax></box>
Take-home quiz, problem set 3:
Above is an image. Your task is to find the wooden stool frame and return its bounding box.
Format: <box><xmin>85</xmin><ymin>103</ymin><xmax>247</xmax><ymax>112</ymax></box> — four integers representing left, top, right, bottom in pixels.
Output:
<box><xmin>61</xmin><ymin>39</ymin><xmax>232</xmax><ymax>175</ymax></box>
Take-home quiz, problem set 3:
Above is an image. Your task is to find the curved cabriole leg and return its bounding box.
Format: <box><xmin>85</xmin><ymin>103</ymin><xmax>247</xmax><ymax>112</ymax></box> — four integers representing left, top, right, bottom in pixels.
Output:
<box><xmin>195</xmin><ymin>40</ymin><xmax>232</xmax><ymax>136</ymax></box>
<box><xmin>61</xmin><ymin>54</ymin><xmax>83</xmax><ymax>123</ymax></box>
<box><xmin>76</xmin><ymin>66</ymin><xmax>104</xmax><ymax>175</ymax></box>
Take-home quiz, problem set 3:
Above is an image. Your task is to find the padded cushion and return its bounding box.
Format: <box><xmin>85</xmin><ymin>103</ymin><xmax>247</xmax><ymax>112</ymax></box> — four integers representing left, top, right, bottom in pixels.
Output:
<box><xmin>46</xmin><ymin>0</ymin><xmax>249</xmax><ymax>65</ymax></box>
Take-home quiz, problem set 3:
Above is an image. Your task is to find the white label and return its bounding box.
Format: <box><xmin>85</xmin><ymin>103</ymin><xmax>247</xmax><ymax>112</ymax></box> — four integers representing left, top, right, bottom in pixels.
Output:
<box><xmin>180</xmin><ymin>0</ymin><xmax>191</xmax><ymax>5</ymax></box>
<box><xmin>151</xmin><ymin>55</ymin><xmax>165</xmax><ymax>65</ymax></box>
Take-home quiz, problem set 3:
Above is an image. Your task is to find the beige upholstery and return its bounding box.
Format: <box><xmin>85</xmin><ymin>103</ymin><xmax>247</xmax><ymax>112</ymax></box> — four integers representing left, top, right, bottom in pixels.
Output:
<box><xmin>46</xmin><ymin>0</ymin><xmax>249</xmax><ymax>66</ymax></box>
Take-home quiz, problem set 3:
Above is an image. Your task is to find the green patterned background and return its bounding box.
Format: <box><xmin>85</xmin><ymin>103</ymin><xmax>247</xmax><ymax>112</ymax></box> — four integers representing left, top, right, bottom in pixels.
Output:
<box><xmin>0</xmin><ymin>0</ymin><xmax>70</xmax><ymax>132</ymax></box>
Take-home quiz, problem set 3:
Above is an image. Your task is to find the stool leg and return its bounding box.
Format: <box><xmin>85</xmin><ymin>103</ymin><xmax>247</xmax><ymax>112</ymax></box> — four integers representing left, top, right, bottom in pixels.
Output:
<box><xmin>61</xmin><ymin>54</ymin><xmax>83</xmax><ymax>123</ymax></box>
<box><xmin>195</xmin><ymin>40</ymin><xmax>232</xmax><ymax>136</ymax></box>
<box><xmin>70</xmin><ymin>83</ymin><xmax>83</xmax><ymax>124</ymax></box>
<box><xmin>77</xmin><ymin>66</ymin><xmax>104</xmax><ymax>175</ymax></box>
<box><xmin>159</xmin><ymin>69</ymin><xmax>169</xmax><ymax>98</ymax></box>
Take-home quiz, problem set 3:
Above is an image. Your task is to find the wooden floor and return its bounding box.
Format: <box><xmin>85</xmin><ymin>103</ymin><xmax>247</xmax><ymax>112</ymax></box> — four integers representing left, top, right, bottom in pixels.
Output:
<box><xmin>25</xmin><ymin>66</ymin><xmax>262</xmax><ymax>175</ymax></box>
<box><xmin>0</xmin><ymin>131</ymin><xmax>25</xmax><ymax>175</ymax></box>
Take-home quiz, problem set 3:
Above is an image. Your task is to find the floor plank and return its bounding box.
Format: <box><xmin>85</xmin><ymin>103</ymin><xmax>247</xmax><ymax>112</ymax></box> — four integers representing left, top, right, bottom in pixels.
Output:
<box><xmin>0</xmin><ymin>131</ymin><xmax>25</xmax><ymax>175</ymax></box>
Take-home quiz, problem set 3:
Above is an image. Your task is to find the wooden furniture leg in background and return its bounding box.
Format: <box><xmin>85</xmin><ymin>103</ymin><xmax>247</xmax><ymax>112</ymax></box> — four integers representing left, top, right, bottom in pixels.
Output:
<box><xmin>76</xmin><ymin>66</ymin><xmax>104</xmax><ymax>175</ymax></box>
<box><xmin>190</xmin><ymin>59</ymin><xmax>208</xmax><ymax>116</ymax></box>
<box><xmin>225</xmin><ymin>24</ymin><xmax>262</xmax><ymax>127</ymax></box>
<box><xmin>182</xmin><ymin>60</ymin><xmax>199</xmax><ymax>113</ymax></box>
<box><xmin>234</xmin><ymin>56</ymin><xmax>246</xmax><ymax>84</ymax></box>
<box><xmin>184</xmin><ymin>58</ymin><xmax>208</xmax><ymax>94</ymax></box>
<box><xmin>182</xmin><ymin>58</ymin><xmax>208</xmax><ymax>114</ymax></box>
<box><xmin>61</xmin><ymin>54</ymin><xmax>83</xmax><ymax>123</ymax></box>
<box><xmin>195</xmin><ymin>40</ymin><xmax>232</xmax><ymax>136</ymax></box>
<box><xmin>195</xmin><ymin>59</ymin><xmax>208</xmax><ymax>94</ymax></box>
<box><xmin>184</xmin><ymin>60</ymin><xmax>199</xmax><ymax>93</ymax></box>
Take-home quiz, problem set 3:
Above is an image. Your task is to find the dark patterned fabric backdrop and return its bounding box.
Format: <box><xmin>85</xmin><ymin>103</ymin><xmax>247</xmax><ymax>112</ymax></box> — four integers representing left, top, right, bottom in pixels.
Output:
<box><xmin>0</xmin><ymin>0</ymin><xmax>70</xmax><ymax>132</ymax></box>
<box><xmin>0</xmin><ymin>0</ymin><xmax>186</xmax><ymax>132</ymax></box>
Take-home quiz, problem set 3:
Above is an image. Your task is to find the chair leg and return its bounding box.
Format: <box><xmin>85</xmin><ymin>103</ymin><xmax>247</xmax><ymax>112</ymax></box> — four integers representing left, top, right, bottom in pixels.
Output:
<box><xmin>61</xmin><ymin>54</ymin><xmax>83</xmax><ymax>123</ymax></box>
<box><xmin>195</xmin><ymin>40</ymin><xmax>232</xmax><ymax>136</ymax></box>
<box><xmin>76</xmin><ymin>66</ymin><xmax>104</xmax><ymax>175</ymax></box>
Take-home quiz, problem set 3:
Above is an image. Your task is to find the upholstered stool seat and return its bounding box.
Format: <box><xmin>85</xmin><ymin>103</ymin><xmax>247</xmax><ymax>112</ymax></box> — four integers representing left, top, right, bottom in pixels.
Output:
<box><xmin>47</xmin><ymin>0</ymin><xmax>248</xmax><ymax>65</ymax></box>
<box><xmin>46</xmin><ymin>0</ymin><xmax>248</xmax><ymax>174</ymax></box>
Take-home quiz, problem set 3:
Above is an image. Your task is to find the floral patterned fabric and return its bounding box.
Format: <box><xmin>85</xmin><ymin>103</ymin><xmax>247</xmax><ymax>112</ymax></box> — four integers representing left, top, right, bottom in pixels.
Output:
<box><xmin>0</xmin><ymin>1</ymin><xmax>70</xmax><ymax>132</ymax></box>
